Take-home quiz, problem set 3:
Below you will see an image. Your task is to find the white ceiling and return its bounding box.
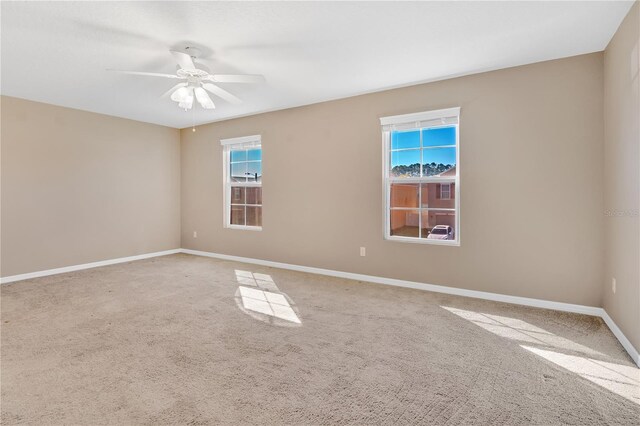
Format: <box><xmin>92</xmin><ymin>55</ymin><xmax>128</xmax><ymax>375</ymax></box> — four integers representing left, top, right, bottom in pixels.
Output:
<box><xmin>1</xmin><ymin>1</ymin><xmax>633</xmax><ymax>129</ymax></box>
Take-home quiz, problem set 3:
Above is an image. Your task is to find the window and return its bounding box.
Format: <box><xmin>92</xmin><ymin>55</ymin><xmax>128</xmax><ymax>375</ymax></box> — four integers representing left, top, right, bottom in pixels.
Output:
<box><xmin>221</xmin><ymin>135</ymin><xmax>262</xmax><ymax>230</ymax></box>
<box><xmin>380</xmin><ymin>107</ymin><xmax>460</xmax><ymax>245</ymax></box>
<box><xmin>440</xmin><ymin>183</ymin><xmax>451</xmax><ymax>200</ymax></box>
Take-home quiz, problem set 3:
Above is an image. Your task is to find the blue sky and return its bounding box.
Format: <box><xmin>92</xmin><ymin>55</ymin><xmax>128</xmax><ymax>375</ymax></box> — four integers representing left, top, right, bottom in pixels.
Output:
<box><xmin>231</xmin><ymin>161</ymin><xmax>262</xmax><ymax>177</ymax></box>
<box><xmin>391</xmin><ymin>127</ymin><xmax>456</xmax><ymax>168</ymax></box>
<box><xmin>231</xmin><ymin>149</ymin><xmax>262</xmax><ymax>179</ymax></box>
<box><xmin>231</xmin><ymin>149</ymin><xmax>262</xmax><ymax>162</ymax></box>
<box><xmin>391</xmin><ymin>127</ymin><xmax>456</xmax><ymax>149</ymax></box>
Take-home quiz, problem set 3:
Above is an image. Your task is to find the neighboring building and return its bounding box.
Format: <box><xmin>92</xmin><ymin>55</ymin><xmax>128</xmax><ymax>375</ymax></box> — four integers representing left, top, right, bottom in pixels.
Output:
<box><xmin>390</xmin><ymin>166</ymin><xmax>456</xmax><ymax>237</ymax></box>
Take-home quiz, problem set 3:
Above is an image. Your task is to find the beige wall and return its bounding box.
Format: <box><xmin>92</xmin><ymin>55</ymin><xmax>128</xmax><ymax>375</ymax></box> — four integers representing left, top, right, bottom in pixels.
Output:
<box><xmin>1</xmin><ymin>96</ymin><xmax>181</xmax><ymax>276</ymax></box>
<box><xmin>603</xmin><ymin>2</ymin><xmax>640</xmax><ymax>351</ymax></box>
<box><xmin>181</xmin><ymin>53</ymin><xmax>605</xmax><ymax>306</ymax></box>
<box><xmin>1</xmin><ymin>44</ymin><xmax>631</xmax><ymax>341</ymax></box>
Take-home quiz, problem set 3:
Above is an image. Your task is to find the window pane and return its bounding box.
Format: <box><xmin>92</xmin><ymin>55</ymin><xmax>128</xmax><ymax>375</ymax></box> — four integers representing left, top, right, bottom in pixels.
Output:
<box><xmin>230</xmin><ymin>150</ymin><xmax>247</xmax><ymax>162</ymax></box>
<box><xmin>422</xmin><ymin>126</ymin><xmax>456</xmax><ymax>147</ymax></box>
<box><xmin>246</xmin><ymin>187</ymin><xmax>262</xmax><ymax>205</ymax></box>
<box><xmin>390</xmin><ymin>183</ymin><xmax>419</xmax><ymax>208</ymax></box>
<box><xmin>390</xmin><ymin>209</ymin><xmax>419</xmax><ymax>238</ymax></box>
<box><xmin>390</xmin><ymin>149</ymin><xmax>420</xmax><ymax>178</ymax></box>
<box><xmin>391</xmin><ymin>130</ymin><xmax>420</xmax><ymax>150</ymax></box>
<box><xmin>247</xmin><ymin>149</ymin><xmax>262</xmax><ymax>161</ymax></box>
<box><xmin>230</xmin><ymin>206</ymin><xmax>245</xmax><ymax>226</ymax></box>
<box><xmin>246</xmin><ymin>206</ymin><xmax>262</xmax><ymax>227</ymax></box>
<box><xmin>231</xmin><ymin>162</ymin><xmax>247</xmax><ymax>182</ymax></box>
<box><xmin>422</xmin><ymin>147</ymin><xmax>456</xmax><ymax>177</ymax></box>
<box><xmin>420</xmin><ymin>183</ymin><xmax>455</xmax><ymax>209</ymax></box>
<box><xmin>421</xmin><ymin>210</ymin><xmax>456</xmax><ymax>240</ymax></box>
<box><xmin>231</xmin><ymin>186</ymin><xmax>245</xmax><ymax>204</ymax></box>
<box><xmin>247</xmin><ymin>161</ymin><xmax>262</xmax><ymax>183</ymax></box>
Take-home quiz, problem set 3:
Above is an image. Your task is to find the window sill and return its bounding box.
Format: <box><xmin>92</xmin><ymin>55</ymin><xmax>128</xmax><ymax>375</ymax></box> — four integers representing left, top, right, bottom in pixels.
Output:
<box><xmin>225</xmin><ymin>225</ymin><xmax>262</xmax><ymax>231</ymax></box>
<box><xmin>385</xmin><ymin>235</ymin><xmax>460</xmax><ymax>246</ymax></box>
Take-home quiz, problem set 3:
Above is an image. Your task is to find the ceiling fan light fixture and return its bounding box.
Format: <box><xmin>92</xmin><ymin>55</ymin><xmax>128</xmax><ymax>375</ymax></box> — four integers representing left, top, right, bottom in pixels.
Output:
<box><xmin>109</xmin><ymin>49</ymin><xmax>263</xmax><ymax>113</ymax></box>
<box><xmin>171</xmin><ymin>86</ymin><xmax>191</xmax><ymax>103</ymax></box>
<box><xmin>178</xmin><ymin>95</ymin><xmax>194</xmax><ymax>110</ymax></box>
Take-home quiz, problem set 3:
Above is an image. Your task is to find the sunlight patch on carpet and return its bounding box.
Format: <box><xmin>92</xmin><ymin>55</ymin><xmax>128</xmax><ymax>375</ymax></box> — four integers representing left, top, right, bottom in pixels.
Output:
<box><xmin>521</xmin><ymin>345</ymin><xmax>639</xmax><ymax>405</ymax></box>
<box><xmin>441</xmin><ymin>305</ymin><xmax>639</xmax><ymax>405</ymax></box>
<box><xmin>234</xmin><ymin>270</ymin><xmax>301</xmax><ymax>325</ymax></box>
<box><xmin>441</xmin><ymin>306</ymin><xmax>605</xmax><ymax>357</ymax></box>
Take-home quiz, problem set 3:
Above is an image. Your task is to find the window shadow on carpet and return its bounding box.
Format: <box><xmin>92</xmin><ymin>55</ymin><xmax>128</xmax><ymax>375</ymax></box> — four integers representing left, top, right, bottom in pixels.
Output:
<box><xmin>441</xmin><ymin>306</ymin><xmax>639</xmax><ymax>405</ymax></box>
<box><xmin>233</xmin><ymin>270</ymin><xmax>302</xmax><ymax>326</ymax></box>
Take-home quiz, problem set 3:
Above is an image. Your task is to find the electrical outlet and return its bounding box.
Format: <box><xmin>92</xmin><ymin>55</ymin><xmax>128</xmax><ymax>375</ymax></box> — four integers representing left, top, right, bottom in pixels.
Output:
<box><xmin>612</xmin><ymin>278</ymin><xmax>616</xmax><ymax>294</ymax></box>
<box><xmin>360</xmin><ymin>247</ymin><xmax>366</xmax><ymax>257</ymax></box>
<box><xmin>193</xmin><ymin>231</ymin><xmax>198</xmax><ymax>238</ymax></box>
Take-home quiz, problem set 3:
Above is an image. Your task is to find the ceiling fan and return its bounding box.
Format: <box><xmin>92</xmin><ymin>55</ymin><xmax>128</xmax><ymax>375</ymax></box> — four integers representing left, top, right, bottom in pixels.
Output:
<box><xmin>109</xmin><ymin>47</ymin><xmax>264</xmax><ymax>111</ymax></box>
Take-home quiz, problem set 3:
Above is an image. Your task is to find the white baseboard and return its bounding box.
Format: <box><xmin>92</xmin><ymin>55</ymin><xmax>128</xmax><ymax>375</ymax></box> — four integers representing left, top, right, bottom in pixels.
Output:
<box><xmin>181</xmin><ymin>248</ymin><xmax>602</xmax><ymax>316</ymax></box>
<box><xmin>600</xmin><ymin>310</ymin><xmax>640</xmax><ymax>367</ymax></box>
<box><xmin>181</xmin><ymin>248</ymin><xmax>639</xmax><ymax>367</ymax></box>
<box><xmin>2</xmin><ymin>247</ymin><xmax>637</xmax><ymax>367</ymax></box>
<box><xmin>0</xmin><ymin>249</ymin><xmax>181</xmax><ymax>284</ymax></box>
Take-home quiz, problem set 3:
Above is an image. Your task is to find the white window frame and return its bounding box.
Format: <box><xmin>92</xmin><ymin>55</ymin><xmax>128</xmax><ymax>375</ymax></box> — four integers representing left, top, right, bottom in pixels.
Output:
<box><xmin>221</xmin><ymin>135</ymin><xmax>262</xmax><ymax>231</ymax></box>
<box><xmin>380</xmin><ymin>107</ymin><xmax>460</xmax><ymax>246</ymax></box>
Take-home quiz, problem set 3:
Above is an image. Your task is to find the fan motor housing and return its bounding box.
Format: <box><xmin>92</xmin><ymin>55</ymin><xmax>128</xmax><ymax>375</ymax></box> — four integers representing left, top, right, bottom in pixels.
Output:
<box><xmin>177</xmin><ymin>68</ymin><xmax>209</xmax><ymax>79</ymax></box>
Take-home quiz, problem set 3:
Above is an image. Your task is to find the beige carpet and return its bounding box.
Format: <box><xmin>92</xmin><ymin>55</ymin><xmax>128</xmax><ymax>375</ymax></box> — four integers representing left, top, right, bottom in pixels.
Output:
<box><xmin>1</xmin><ymin>253</ymin><xmax>638</xmax><ymax>425</ymax></box>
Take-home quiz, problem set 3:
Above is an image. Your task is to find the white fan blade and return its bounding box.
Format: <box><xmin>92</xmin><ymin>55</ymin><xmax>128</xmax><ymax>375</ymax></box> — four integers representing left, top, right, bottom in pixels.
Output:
<box><xmin>108</xmin><ymin>69</ymin><xmax>181</xmax><ymax>79</ymax></box>
<box><xmin>210</xmin><ymin>74</ymin><xmax>265</xmax><ymax>84</ymax></box>
<box><xmin>194</xmin><ymin>87</ymin><xmax>215</xmax><ymax>109</ymax></box>
<box><xmin>170</xmin><ymin>50</ymin><xmax>196</xmax><ymax>70</ymax></box>
<box><xmin>161</xmin><ymin>82</ymin><xmax>188</xmax><ymax>99</ymax></box>
<box><xmin>202</xmin><ymin>83</ymin><xmax>242</xmax><ymax>104</ymax></box>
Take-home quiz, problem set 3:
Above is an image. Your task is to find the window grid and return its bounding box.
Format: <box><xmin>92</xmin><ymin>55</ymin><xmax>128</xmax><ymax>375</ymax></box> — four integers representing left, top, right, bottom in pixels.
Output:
<box><xmin>388</xmin><ymin>127</ymin><xmax>457</xmax><ymax>239</ymax></box>
<box><xmin>223</xmin><ymin>142</ymin><xmax>262</xmax><ymax>230</ymax></box>
<box><xmin>384</xmin><ymin>116</ymin><xmax>459</xmax><ymax>245</ymax></box>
